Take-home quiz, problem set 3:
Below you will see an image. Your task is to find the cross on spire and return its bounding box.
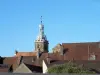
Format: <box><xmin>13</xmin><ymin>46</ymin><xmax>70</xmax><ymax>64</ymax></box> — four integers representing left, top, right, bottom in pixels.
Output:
<box><xmin>40</xmin><ymin>16</ymin><xmax>42</xmax><ymax>24</ymax></box>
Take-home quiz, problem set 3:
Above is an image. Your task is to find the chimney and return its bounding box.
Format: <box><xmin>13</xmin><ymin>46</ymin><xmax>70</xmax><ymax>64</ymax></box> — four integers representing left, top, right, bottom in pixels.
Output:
<box><xmin>14</xmin><ymin>50</ymin><xmax>18</xmax><ymax>56</ymax></box>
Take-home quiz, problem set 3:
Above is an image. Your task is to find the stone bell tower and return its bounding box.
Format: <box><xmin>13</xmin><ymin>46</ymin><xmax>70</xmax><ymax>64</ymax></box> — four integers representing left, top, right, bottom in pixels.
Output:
<box><xmin>35</xmin><ymin>16</ymin><xmax>49</xmax><ymax>53</ymax></box>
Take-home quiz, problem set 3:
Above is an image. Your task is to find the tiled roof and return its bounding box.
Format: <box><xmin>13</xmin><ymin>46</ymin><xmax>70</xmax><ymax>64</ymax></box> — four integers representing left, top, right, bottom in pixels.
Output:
<box><xmin>20</xmin><ymin>53</ymin><xmax>48</xmax><ymax>66</ymax></box>
<box><xmin>1</xmin><ymin>41</ymin><xmax>100</xmax><ymax>73</ymax></box>
<box><xmin>3</xmin><ymin>57</ymin><xmax>18</xmax><ymax>65</ymax></box>
<box><xmin>0</xmin><ymin>64</ymin><xmax>9</xmax><ymax>68</ymax></box>
<box><xmin>2</xmin><ymin>57</ymin><xmax>18</xmax><ymax>71</ymax></box>
<box><xmin>62</xmin><ymin>42</ymin><xmax>100</xmax><ymax>60</ymax></box>
<box><xmin>48</xmin><ymin>53</ymin><xmax>64</xmax><ymax>60</ymax></box>
<box><xmin>15</xmin><ymin>52</ymin><xmax>37</xmax><ymax>57</ymax></box>
<box><xmin>0</xmin><ymin>64</ymin><xmax>11</xmax><ymax>72</ymax></box>
<box><xmin>21</xmin><ymin>56</ymin><xmax>37</xmax><ymax>65</ymax></box>
<box><xmin>0</xmin><ymin>68</ymin><xmax>9</xmax><ymax>72</ymax></box>
<box><xmin>18</xmin><ymin>52</ymin><xmax>63</xmax><ymax>67</ymax></box>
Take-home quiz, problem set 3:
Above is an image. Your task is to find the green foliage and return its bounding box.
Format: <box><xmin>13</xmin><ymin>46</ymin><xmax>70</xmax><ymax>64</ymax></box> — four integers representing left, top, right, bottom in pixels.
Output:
<box><xmin>48</xmin><ymin>61</ymin><xmax>96</xmax><ymax>74</ymax></box>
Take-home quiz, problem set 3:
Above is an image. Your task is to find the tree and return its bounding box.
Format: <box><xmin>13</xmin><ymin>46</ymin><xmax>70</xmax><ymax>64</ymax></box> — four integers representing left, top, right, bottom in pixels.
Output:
<box><xmin>48</xmin><ymin>61</ymin><xmax>96</xmax><ymax>74</ymax></box>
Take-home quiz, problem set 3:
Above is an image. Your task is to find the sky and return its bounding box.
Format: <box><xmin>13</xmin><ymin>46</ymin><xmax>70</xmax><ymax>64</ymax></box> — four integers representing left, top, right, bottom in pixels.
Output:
<box><xmin>0</xmin><ymin>0</ymin><xmax>100</xmax><ymax>57</ymax></box>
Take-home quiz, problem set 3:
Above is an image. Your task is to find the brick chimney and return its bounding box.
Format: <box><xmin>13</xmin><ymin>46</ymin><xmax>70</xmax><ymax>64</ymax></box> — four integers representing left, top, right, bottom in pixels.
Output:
<box><xmin>14</xmin><ymin>50</ymin><xmax>18</xmax><ymax>56</ymax></box>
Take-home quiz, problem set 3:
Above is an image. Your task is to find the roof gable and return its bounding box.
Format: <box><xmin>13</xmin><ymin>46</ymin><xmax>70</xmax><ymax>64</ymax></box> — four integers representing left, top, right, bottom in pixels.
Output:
<box><xmin>13</xmin><ymin>63</ymin><xmax>32</xmax><ymax>73</ymax></box>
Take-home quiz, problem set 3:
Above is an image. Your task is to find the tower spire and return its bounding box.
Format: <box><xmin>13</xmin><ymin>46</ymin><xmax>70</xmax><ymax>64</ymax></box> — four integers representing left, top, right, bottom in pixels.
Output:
<box><xmin>35</xmin><ymin>17</ymin><xmax>49</xmax><ymax>53</ymax></box>
<box><xmin>40</xmin><ymin>16</ymin><xmax>42</xmax><ymax>24</ymax></box>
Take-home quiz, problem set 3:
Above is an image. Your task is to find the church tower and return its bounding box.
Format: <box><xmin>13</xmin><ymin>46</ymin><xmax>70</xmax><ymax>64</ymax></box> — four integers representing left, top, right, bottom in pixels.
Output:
<box><xmin>35</xmin><ymin>16</ymin><xmax>49</xmax><ymax>53</ymax></box>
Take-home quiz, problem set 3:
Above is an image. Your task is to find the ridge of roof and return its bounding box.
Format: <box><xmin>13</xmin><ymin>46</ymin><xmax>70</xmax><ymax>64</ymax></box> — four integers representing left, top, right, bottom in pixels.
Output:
<box><xmin>15</xmin><ymin>52</ymin><xmax>37</xmax><ymax>57</ymax></box>
<box><xmin>62</xmin><ymin>41</ymin><xmax>100</xmax><ymax>44</ymax></box>
<box><xmin>18</xmin><ymin>51</ymin><xmax>36</xmax><ymax>53</ymax></box>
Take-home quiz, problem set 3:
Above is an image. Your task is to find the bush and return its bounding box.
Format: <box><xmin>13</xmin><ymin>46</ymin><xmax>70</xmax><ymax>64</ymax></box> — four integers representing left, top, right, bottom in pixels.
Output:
<box><xmin>48</xmin><ymin>61</ymin><xmax>96</xmax><ymax>74</ymax></box>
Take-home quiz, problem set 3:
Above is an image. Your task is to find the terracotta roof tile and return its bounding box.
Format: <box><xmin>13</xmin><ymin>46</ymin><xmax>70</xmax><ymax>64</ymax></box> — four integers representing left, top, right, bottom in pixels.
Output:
<box><xmin>3</xmin><ymin>57</ymin><xmax>18</xmax><ymax>65</ymax></box>
<box><xmin>62</xmin><ymin>42</ymin><xmax>100</xmax><ymax>60</ymax></box>
<box><xmin>0</xmin><ymin>64</ymin><xmax>12</xmax><ymax>72</ymax></box>
<box><xmin>15</xmin><ymin>52</ymin><xmax>37</xmax><ymax>57</ymax></box>
<box><xmin>0</xmin><ymin>68</ymin><xmax>9</xmax><ymax>72</ymax></box>
<box><xmin>2</xmin><ymin>57</ymin><xmax>18</xmax><ymax>71</ymax></box>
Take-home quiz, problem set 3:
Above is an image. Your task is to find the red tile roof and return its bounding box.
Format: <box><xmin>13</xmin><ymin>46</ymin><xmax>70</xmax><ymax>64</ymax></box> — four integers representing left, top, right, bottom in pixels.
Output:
<box><xmin>0</xmin><ymin>68</ymin><xmax>9</xmax><ymax>72</ymax></box>
<box><xmin>3</xmin><ymin>57</ymin><xmax>18</xmax><ymax>71</ymax></box>
<box><xmin>15</xmin><ymin>52</ymin><xmax>37</xmax><ymax>57</ymax></box>
<box><xmin>3</xmin><ymin>57</ymin><xmax>18</xmax><ymax>65</ymax></box>
<box><xmin>0</xmin><ymin>64</ymin><xmax>12</xmax><ymax>72</ymax></box>
<box><xmin>62</xmin><ymin>42</ymin><xmax>100</xmax><ymax>60</ymax></box>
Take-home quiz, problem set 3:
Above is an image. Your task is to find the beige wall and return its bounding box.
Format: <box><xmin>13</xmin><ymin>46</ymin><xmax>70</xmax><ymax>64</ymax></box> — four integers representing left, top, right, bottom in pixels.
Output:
<box><xmin>42</xmin><ymin>60</ymin><xmax>48</xmax><ymax>74</ymax></box>
<box><xmin>13</xmin><ymin>63</ymin><xmax>32</xmax><ymax>73</ymax></box>
<box><xmin>52</xmin><ymin>44</ymin><xmax>62</xmax><ymax>53</ymax></box>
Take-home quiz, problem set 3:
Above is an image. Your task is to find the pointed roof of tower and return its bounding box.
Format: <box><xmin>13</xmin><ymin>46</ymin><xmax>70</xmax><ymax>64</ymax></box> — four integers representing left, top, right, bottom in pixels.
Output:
<box><xmin>40</xmin><ymin>16</ymin><xmax>42</xmax><ymax>24</ymax></box>
<box><xmin>35</xmin><ymin>16</ymin><xmax>47</xmax><ymax>42</ymax></box>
